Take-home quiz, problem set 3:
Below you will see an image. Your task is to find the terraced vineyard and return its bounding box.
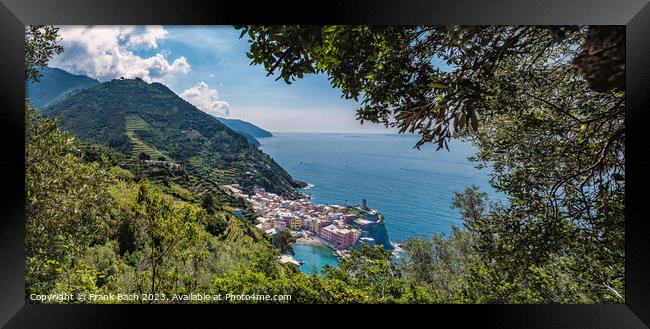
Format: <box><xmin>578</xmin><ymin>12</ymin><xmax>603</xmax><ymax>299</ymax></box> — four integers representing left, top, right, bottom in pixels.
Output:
<box><xmin>185</xmin><ymin>155</ymin><xmax>240</xmax><ymax>194</ymax></box>
<box><xmin>125</xmin><ymin>115</ymin><xmax>167</xmax><ymax>160</ymax></box>
<box><xmin>214</xmin><ymin>168</ymin><xmax>239</xmax><ymax>183</ymax></box>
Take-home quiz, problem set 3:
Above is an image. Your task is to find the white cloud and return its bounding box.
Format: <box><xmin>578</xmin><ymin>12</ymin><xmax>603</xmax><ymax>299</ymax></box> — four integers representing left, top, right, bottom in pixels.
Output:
<box><xmin>179</xmin><ymin>81</ymin><xmax>230</xmax><ymax>117</ymax></box>
<box><xmin>50</xmin><ymin>25</ymin><xmax>190</xmax><ymax>82</ymax></box>
<box><xmin>121</xmin><ymin>26</ymin><xmax>168</xmax><ymax>49</ymax></box>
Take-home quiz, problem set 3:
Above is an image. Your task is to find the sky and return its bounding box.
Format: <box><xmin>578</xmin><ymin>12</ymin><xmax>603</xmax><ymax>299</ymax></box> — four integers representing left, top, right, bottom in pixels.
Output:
<box><xmin>48</xmin><ymin>25</ymin><xmax>398</xmax><ymax>134</ymax></box>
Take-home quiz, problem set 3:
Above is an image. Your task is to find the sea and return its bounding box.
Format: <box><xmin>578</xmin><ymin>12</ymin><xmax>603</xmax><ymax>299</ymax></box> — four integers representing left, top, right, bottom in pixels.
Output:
<box><xmin>259</xmin><ymin>133</ymin><xmax>502</xmax><ymax>274</ymax></box>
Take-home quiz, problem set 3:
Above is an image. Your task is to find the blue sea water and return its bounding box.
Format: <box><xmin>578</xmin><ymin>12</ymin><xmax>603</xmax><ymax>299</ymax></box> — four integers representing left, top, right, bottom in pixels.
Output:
<box><xmin>259</xmin><ymin>133</ymin><xmax>502</xmax><ymax>272</ymax></box>
<box><xmin>293</xmin><ymin>243</ymin><xmax>340</xmax><ymax>274</ymax></box>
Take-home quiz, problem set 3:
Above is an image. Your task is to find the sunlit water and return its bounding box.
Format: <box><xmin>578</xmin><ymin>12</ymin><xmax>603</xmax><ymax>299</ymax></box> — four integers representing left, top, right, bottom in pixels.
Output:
<box><xmin>259</xmin><ymin>133</ymin><xmax>503</xmax><ymax>272</ymax></box>
<box><xmin>293</xmin><ymin>243</ymin><xmax>340</xmax><ymax>274</ymax></box>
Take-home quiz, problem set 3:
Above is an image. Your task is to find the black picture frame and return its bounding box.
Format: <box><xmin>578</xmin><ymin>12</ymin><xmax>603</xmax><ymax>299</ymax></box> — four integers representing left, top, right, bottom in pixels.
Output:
<box><xmin>1</xmin><ymin>0</ymin><xmax>649</xmax><ymax>328</ymax></box>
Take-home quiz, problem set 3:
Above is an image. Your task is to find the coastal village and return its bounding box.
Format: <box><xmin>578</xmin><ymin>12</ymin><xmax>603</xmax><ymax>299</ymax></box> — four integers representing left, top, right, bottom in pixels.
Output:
<box><xmin>223</xmin><ymin>184</ymin><xmax>389</xmax><ymax>259</ymax></box>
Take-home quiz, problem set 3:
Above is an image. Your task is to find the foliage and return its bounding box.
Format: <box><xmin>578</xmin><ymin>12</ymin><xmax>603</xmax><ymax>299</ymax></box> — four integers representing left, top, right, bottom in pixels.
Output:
<box><xmin>451</xmin><ymin>186</ymin><xmax>624</xmax><ymax>302</ymax></box>
<box><xmin>400</xmin><ymin>227</ymin><xmax>478</xmax><ymax>302</ymax></box>
<box><xmin>237</xmin><ymin>25</ymin><xmax>625</xmax><ymax>303</ymax></box>
<box><xmin>138</xmin><ymin>152</ymin><xmax>151</xmax><ymax>161</ymax></box>
<box><xmin>272</xmin><ymin>229</ymin><xmax>297</xmax><ymax>255</ymax></box>
<box><xmin>466</xmin><ymin>60</ymin><xmax>625</xmax><ymax>299</ymax></box>
<box><xmin>25</xmin><ymin>26</ymin><xmax>323</xmax><ymax>304</ymax></box>
<box><xmin>25</xmin><ymin>103</ymin><xmax>115</xmax><ymax>296</ymax></box>
<box><xmin>322</xmin><ymin>244</ymin><xmax>432</xmax><ymax>303</ymax></box>
<box><xmin>25</xmin><ymin>26</ymin><xmax>63</xmax><ymax>83</ymax></box>
<box><xmin>26</xmin><ymin>25</ymin><xmax>625</xmax><ymax>304</ymax></box>
<box><xmin>25</xmin><ymin>104</ymin><xmax>548</xmax><ymax>305</ymax></box>
<box><xmin>237</xmin><ymin>26</ymin><xmax>622</xmax><ymax>148</ymax></box>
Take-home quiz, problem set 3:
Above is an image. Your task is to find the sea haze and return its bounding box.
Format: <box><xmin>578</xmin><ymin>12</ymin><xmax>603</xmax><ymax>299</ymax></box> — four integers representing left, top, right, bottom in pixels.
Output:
<box><xmin>259</xmin><ymin>133</ymin><xmax>503</xmax><ymax>243</ymax></box>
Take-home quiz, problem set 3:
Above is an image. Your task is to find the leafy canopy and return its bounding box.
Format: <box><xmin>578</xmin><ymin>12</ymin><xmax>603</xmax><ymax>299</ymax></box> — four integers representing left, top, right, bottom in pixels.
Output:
<box><xmin>236</xmin><ymin>26</ymin><xmax>621</xmax><ymax>149</ymax></box>
<box><xmin>25</xmin><ymin>25</ymin><xmax>63</xmax><ymax>83</ymax></box>
<box><xmin>238</xmin><ymin>25</ymin><xmax>625</xmax><ymax>302</ymax></box>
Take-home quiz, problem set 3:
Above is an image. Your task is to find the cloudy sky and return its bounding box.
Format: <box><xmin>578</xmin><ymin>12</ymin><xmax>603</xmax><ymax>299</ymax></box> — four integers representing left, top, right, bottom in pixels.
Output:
<box><xmin>49</xmin><ymin>25</ymin><xmax>397</xmax><ymax>133</ymax></box>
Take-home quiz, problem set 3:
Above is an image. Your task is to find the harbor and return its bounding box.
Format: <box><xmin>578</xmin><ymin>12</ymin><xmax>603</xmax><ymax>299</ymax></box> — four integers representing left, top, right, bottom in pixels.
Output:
<box><xmin>223</xmin><ymin>184</ymin><xmax>392</xmax><ymax>273</ymax></box>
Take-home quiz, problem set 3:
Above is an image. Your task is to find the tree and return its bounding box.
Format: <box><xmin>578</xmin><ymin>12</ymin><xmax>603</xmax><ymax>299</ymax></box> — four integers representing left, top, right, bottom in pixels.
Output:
<box><xmin>451</xmin><ymin>186</ymin><xmax>623</xmax><ymax>302</ymax></box>
<box><xmin>572</xmin><ymin>26</ymin><xmax>625</xmax><ymax>92</ymax></box>
<box><xmin>135</xmin><ymin>184</ymin><xmax>174</xmax><ymax>295</ymax></box>
<box><xmin>201</xmin><ymin>193</ymin><xmax>216</xmax><ymax>214</ymax></box>
<box><xmin>272</xmin><ymin>229</ymin><xmax>296</xmax><ymax>255</ymax></box>
<box><xmin>237</xmin><ymin>25</ymin><xmax>623</xmax><ymax>149</ymax></box>
<box><xmin>324</xmin><ymin>244</ymin><xmax>432</xmax><ymax>303</ymax></box>
<box><xmin>205</xmin><ymin>213</ymin><xmax>228</xmax><ymax>237</ymax></box>
<box><xmin>25</xmin><ymin>104</ymin><xmax>115</xmax><ymax>296</ymax></box>
<box><xmin>25</xmin><ymin>25</ymin><xmax>63</xmax><ymax>83</ymax></box>
<box><xmin>239</xmin><ymin>25</ymin><xmax>625</xmax><ymax>302</ymax></box>
<box><xmin>400</xmin><ymin>226</ymin><xmax>478</xmax><ymax>302</ymax></box>
<box><xmin>25</xmin><ymin>24</ymin><xmax>626</xmax><ymax>304</ymax></box>
<box><xmin>138</xmin><ymin>152</ymin><xmax>151</xmax><ymax>161</ymax></box>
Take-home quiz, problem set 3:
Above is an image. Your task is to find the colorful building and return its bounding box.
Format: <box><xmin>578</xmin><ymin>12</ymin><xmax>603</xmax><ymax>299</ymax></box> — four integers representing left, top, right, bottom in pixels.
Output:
<box><xmin>256</xmin><ymin>217</ymin><xmax>272</xmax><ymax>230</ymax></box>
<box><xmin>342</xmin><ymin>214</ymin><xmax>357</xmax><ymax>224</ymax></box>
<box><xmin>313</xmin><ymin>219</ymin><xmax>332</xmax><ymax>234</ymax></box>
<box><xmin>290</xmin><ymin>217</ymin><xmax>302</xmax><ymax>230</ymax></box>
<box><xmin>328</xmin><ymin>213</ymin><xmax>341</xmax><ymax>221</ymax></box>
<box><xmin>320</xmin><ymin>225</ymin><xmax>360</xmax><ymax>249</ymax></box>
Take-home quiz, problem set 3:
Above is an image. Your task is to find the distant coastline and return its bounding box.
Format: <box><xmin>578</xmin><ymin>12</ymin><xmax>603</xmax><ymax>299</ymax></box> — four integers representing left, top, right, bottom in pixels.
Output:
<box><xmin>259</xmin><ymin>133</ymin><xmax>500</xmax><ymax>242</ymax></box>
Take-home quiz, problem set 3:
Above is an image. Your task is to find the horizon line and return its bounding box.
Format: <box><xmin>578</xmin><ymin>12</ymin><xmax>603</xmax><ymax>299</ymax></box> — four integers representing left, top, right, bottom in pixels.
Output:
<box><xmin>264</xmin><ymin>131</ymin><xmax>403</xmax><ymax>135</ymax></box>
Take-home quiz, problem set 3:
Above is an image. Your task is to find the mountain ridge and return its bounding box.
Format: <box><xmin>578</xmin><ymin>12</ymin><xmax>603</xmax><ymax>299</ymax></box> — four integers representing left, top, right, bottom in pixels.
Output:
<box><xmin>26</xmin><ymin>66</ymin><xmax>100</xmax><ymax>108</ymax></box>
<box><xmin>216</xmin><ymin>117</ymin><xmax>272</xmax><ymax>137</ymax></box>
<box><xmin>214</xmin><ymin>116</ymin><xmax>273</xmax><ymax>146</ymax></box>
<box><xmin>40</xmin><ymin>78</ymin><xmax>305</xmax><ymax>198</ymax></box>
<box><xmin>27</xmin><ymin>67</ymin><xmax>275</xmax><ymax>148</ymax></box>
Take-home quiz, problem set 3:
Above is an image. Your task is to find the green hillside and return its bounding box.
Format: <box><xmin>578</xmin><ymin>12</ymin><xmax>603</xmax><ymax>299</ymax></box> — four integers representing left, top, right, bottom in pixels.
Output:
<box><xmin>26</xmin><ymin>66</ymin><xmax>100</xmax><ymax>108</ymax></box>
<box><xmin>125</xmin><ymin>114</ymin><xmax>167</xmax><ymax>160</ymax></box>
<box><xmin>41</xmin><ymin>78</ymin><xmax>305</xmax><ymax>198</ymax></box>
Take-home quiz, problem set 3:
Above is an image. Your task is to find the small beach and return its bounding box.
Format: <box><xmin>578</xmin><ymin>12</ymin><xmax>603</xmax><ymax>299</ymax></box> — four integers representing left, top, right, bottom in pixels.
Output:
<box><xmin>295</xmin><ymin>231</ymin><xmax>323</xmax><ymax>246</ymax></box>
<box><xmin>293</xmin><ymin>231</ymin><xmax>340</xmax><ymax>274</ymax></box>
<box><xmin>293</xmin><ymin>239</ymin><xmax>340</xmax><ymax>274</ymax></box>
